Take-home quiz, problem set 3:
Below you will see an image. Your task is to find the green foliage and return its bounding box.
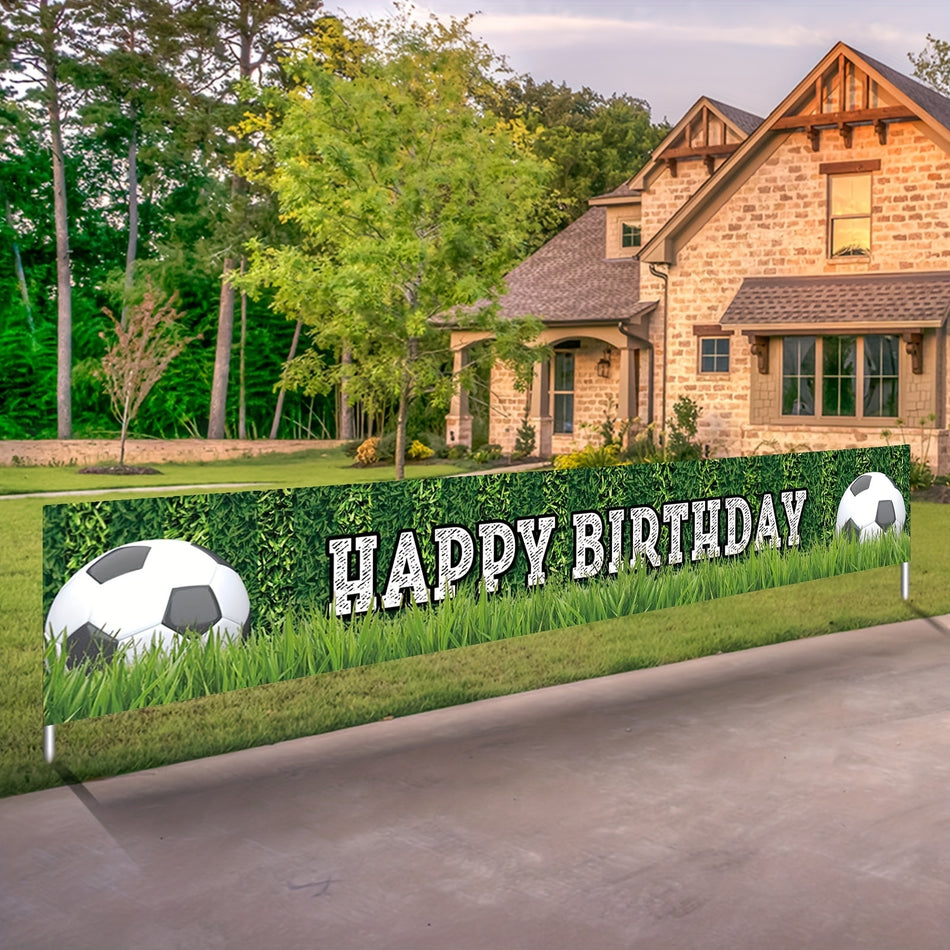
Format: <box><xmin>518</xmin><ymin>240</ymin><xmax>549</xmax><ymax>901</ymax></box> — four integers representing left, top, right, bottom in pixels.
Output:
<box><xmin>665</xmin><ymin>395</ymin><xmax>704</xmax><ymax>461</ymax></box>
<box><xmin>909</xmin><ymin>33</ymin><xmax>950</xmax><ymax>96</ymax></box>
<box><xmin>483</xmin><ymin>76</ymin><xmax>670</xmax><ymax>235</ymax></box>
<box><xmin>240</xmin><ymin>8</ymin><xmax>551</xmax><ymax>476</ymax></box>
<box><xmin>553</xmin><ymin>444</ymin><xmax>621</xmax><ymax>470</ymax></box>
<box><xmin>512</xmin><ymin>412</ymin><xmax>536</xmax><ymax>461</ymax></box>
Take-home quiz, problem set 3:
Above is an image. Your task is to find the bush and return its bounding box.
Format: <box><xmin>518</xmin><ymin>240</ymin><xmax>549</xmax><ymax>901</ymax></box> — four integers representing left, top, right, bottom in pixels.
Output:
<box><xmin>407</xmin><ymin>439</ymin><xmax>435</xmax><ymax>461</ymax></box>
<box><xmin>376</xmin><ymin>432</ymin><xmax>398</xmax><ymax>461</ymax></box>
<box><xmin>471</xmin><ymin>443</ymin><xmax>502</xmax><ymax>463</ymax></box>
<box><xmin>512</xmin><ymin>414</ymin><xmax>536</xmax><ymax>461</ymax></box>
<box><xmin>341</xmin><ymin>439</ymin><xmax>363</xmax><ymax>458</ymax></box>
<box><xmin>416</xmin><ymin>430</ymin><xmax>448</xmax><ymax>458</ymax></box>
<box><xmin>553</xmin><ymin>444</ymin><xmax>621</xmax><ymax>470</ymax></box>
<box><xmin>355</xmin><ymin>437</ymin><xmax>380</xmax><ymax>466</ymax></box>
<box><xmin>665</xmin><ymin>395</ymin><xmax>704</xmax><ymax>461</ymax></box>
<box><xmin>447</xmin><ymin>444</ymin><xmax>469</xmax><ymax>460</ymax></box>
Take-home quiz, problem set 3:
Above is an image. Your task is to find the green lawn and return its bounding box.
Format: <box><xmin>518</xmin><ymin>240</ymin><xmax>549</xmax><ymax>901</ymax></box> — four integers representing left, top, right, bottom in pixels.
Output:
<box><xmin>0</xmin><ymin>447</ymin><xmax>462</xmax><ymax>495</ymax></box>
<box><xmin>2</xmin><ymin>452</ymin><xmax>948</xmax><ymax>798</ymax></box>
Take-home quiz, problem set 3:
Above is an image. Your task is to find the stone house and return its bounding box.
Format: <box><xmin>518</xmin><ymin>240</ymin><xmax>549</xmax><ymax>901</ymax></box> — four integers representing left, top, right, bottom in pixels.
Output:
<box><xmin>445</xmin><ymin>42</ymin><xmax>950</xmax><ymax>474</ymax></box>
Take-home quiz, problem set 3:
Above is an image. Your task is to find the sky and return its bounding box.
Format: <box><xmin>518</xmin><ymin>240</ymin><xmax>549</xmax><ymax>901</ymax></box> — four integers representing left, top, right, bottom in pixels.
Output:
<box><xmin>325</xmin><ymin>1</ymin><xmax>950</xmax><ymax>123</ymax></box>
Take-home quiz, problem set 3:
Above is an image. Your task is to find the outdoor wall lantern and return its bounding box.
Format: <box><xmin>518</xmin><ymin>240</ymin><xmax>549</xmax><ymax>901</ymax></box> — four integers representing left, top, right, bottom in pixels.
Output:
<box><xmin>596</xmin><ymin>348</ymin><xmax>612</xmax><ymax>378</ymax></box>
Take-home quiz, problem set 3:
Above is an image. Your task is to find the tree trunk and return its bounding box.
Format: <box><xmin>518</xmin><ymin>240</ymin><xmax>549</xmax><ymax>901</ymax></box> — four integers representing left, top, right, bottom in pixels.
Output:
<box><xmin>269</xmin><ymin>319</ymin><xmax>302</xmax><ymax>439</ymax></box>
<box><xmin>207</xmin><ymin>256</ymin><xmax>236</xmax><ymax>438</ymax></box>
<box><xmin>395</xmin><ymin>376</ymin><xmax>408</xmax><ymax>481</ymax></box>
<box><xmin>238</xmin><ymin>259</ymin><xmax>247</xmax><ymax>438</ymax></box>
<box><xmin>394</xmin><ymin>339</ymin><xmax>418</xmax><ymax>481</ymax></box>
<box><xmin>339</xmin><ymin>347</ymin><xmax>354</xmax><ymax>440</ymax></box>
<box><xmin>121</xmin><ymin>126</ymin><xmax>139</xmax><ymax>327</ymax></box>
<box><xmin>5</xmin><ymin>197</ymin><xmax>34</xmax><ymax>339</ymax></box>
<box><xmin>48</xmin><ymin>74</ymin><xmax>72</xmax><ymax>439</ymax></box>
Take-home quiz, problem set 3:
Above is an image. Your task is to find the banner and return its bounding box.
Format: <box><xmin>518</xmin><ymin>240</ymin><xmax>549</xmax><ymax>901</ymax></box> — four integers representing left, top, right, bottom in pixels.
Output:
<box><xmin>43</xmin><ymin>445</ymin><xmax>910</xmax><ymax>725</ymax></box>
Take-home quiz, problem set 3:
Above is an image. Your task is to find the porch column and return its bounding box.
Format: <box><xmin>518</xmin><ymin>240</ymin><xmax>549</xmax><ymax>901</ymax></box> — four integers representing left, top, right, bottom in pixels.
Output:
<box><xmin>530</xmin><ymin>359</ymin><xmax>552</xmax><ymax>458</ymax></box>
<box><xmin>617</xmin><ymin>343</ymin><xmax>638</xmax><ymax>422</ymax></box>
<box><xmin>445</xmin><ymin>346</ymin><xmax>473</xmax><ymax>449</ymax></box>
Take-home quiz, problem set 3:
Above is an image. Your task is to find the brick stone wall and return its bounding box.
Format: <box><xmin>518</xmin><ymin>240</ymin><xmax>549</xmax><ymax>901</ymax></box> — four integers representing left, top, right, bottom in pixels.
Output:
<box><xmin>0</xmin><ymin>439</ymin><xmax>341</xmax><ymax>467</ymax></box>
<box><xmin>662</xmin><ymin>121</ymin><xmax>950</xmax><ymax>471</ymax></box>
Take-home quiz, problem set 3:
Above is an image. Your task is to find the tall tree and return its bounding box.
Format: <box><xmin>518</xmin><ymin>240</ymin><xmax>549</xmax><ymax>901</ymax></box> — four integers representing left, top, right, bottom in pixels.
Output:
<box><xmin>485</xmin><ymin>77</ymin><xmax>669</xmax><ymax>237</ymax></box>
<box><xmin>77</xmin><ymin>0</ymin><xmax>183</xmax><ymax>324</ymax></box>
<box><xmin>242</xmin><ymin>9</ymin><xmax>550</xmax><ymax>477</ymax></box>
<box><xmin>2</xmin><ymin>0</ymin><xmax>88</xmax><ymax>437</ymax></box>
<box><xmin>188</xmin><ymin>0</ymin><xmax>322</xmax><ymax>440</ymax></box>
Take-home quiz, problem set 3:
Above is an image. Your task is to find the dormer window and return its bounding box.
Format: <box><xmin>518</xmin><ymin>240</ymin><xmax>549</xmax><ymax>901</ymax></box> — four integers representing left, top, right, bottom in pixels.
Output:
<box><xmin>828</xmin><ymin>172</ymin><xmax>871</xmax><ymax>257</ymax></box>
<box><xmin>621</xmin><ymin>223</ymin><xmax>642</xmax><ymax>248</ymax></box>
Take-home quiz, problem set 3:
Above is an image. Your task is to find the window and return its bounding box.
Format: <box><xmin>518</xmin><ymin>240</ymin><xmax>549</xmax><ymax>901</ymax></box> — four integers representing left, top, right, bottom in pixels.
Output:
<box><xmin>828</xmin><ymin>173</ymin><xmax>871</xmax><ymax>257</ymax></box>
<box><xmin>782</xmin><ymin>335</ymin><xmax>899</xmax><ymax>420</ymax></box>
<box><xmin>863</xmin><ymin>335</ymin><xmax>899</xmax><ymax>417</ymax></box>
<box><xmin>553</xmin><ymin>351</ymin><xmax>574</xmax><ymax>433</ymax></box>
<box><xmin>621</xmin><ymin>223</ymin><xmax>641</xmax><ymax>248</ymax></box>
<box><xmin>699</xmin><ymin>337</ymin><xmax>730</xmax><ymax>373</ymax></box>
<box><xmin>782</xmin><ymin>337</ymin><xmax>816</xmax><ymax>415</ymax></box>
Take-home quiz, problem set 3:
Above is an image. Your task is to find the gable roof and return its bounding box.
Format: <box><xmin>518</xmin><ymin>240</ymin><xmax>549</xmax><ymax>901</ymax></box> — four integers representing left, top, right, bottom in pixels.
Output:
<box><xmin>622</xmin><ymin>95</ymin><xmax>764</xmax><ymax>194</ymax></box>
<box><xmin>494</xmin><ymin>206</ymin><xmax>655</xmax><ymax>326</ymax></box>
<box><xmin>720</xmin><ymin>272</ymin><xmax>950</xmax><ymax>329</ymax></box>
<box><xmin>640</xmin><ymin>42</ymin><xmax>950</xmax><ymax>265</ymax></box>
<box><xmin>705</xmin><ymin>98</ymin><xmax>763</xmax><ymax>136</ymax></box>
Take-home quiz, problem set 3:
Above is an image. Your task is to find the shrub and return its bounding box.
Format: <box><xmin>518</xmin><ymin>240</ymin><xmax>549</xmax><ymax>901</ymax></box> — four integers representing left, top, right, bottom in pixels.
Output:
<box><xmin>512</xmin><ymin>414</ymin><xmax>536</xmax><ymax>461</ymax></box>
<box><xmin>665</xmin><ymin>395</ymin><xmax>704</xmax><ymax>461</ymax></box>
<box><xmin>471</xmin><ymin>443</ymin><xmax>502</xmax><ymax>463</ymax></box>
<box><xmin>417</xmin><ymin>430</ymin><xmax>448</xmax><ymax>458</ymax></box>
<box><xmin>447</xmin><ymin>444</ymin><xmax>469</xmax><ymax>460</ymax></box>
<box><xmin>341</xmin><ymin>439</ymin><xmax>364</xmax><ymax>458</ymax></box>
<box><xmin>355</xmin><ymin>437</ymin><xmax>380</xmax><ymax>465</ymax></box>
<box><xmin>407</xmin><ymin>439</ymin><xmax>435</xmax><ymax>461</ymax></box>
<box><xmin>553</xmin><ymin>444</ymin><xmax>620</xmax><ymax>470</ymax></box>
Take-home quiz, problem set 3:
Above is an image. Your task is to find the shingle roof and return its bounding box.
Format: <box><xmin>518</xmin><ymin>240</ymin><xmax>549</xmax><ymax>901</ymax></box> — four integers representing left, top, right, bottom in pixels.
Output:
<box><xmin>497</xmin><ymin>206</ymin><xmax>656</xmax><ymax>325</ymax></box>
<box><xmin>705</xmin><ymin>98</ymin><xmax>764</xmax><ymax>135</ymax></box>
<box><xmin>855</xmin><ymin>47</ymin><xmax>950</xmax><ymax>131</ymax></box>
<box><xmin>720</xmin><ymin>272</ymin><xmax>950</xmax><ymax>327</ymax></box>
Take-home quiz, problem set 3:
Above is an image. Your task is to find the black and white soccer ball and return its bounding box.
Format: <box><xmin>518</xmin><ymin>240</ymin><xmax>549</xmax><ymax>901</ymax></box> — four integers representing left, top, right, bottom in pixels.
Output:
<box><xmin>835</xmin><ymin>472</ymin><xmax>906</xmax><ymax>542</ymax></box>
<box><xmin>45</xmin><ymin>539</ymin><xmax>251</xmax><ymax>667</ymax></box>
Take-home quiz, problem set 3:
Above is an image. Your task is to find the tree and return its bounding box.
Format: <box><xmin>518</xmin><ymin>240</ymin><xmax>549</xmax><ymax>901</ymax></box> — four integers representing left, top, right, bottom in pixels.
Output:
<box><xmin>483</xmin><ymin>76</ymin><xmax>669</xmax><ymax>235</ymax></box>
<box><xmin>99</xmin><ymin>286</ymin><xmax>197</xmax><ymax>466</ymax></box>
<box><xmin>242</xmin><ymin>9</ymin><xmax>550</xmax><ymax>477</ymax></box>
<box><xmin>2</xmin><ymin>0</ymin><xmax>89</xmax><ymax>438</ymax></box>
<box><xmin>188</xmin><ymin>0</ymin><xmax>323</xmax><ymax>440</ymax></box>
<box><xmin>909</xmin><ymin>34</ymin><xmax>950</xmax><ymax>96</ymax></box>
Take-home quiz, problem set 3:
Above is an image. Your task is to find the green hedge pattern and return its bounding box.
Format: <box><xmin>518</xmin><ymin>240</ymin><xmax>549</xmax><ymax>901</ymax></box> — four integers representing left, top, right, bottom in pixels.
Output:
<box><xmin>44</xmin><ymin>445</ymin><xmax>910</xmax><ymax>624</ymax></box>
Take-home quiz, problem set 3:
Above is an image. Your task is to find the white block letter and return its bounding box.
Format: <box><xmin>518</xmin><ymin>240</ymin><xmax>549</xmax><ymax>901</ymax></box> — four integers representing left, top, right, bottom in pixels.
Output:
<box><xmin>381</xmin><ymin>530</ymin><xmax>430</xmax><ymax>610</ymax></box>
<box><xmin>517</xmin><ymin>516</ymin><xmax>557</xmax><ymax>588</ymax></box>
<box><xmin>328</xmin><ymin>534</ymin><xmax>379</xmax><ymax>618</ymax></box>
<box><xmin>572</xmin><ymin>511</ymin><xmax>604</xmax><ymax>580</ymax></box>
<box><xmin>478</xmin><ymin>521</ymin><xmax>517</xmax><ymax>594</ymax></box>
<box><xmin>432</xmin><ymin>525</ymin><xmax>476</xmax><ymax>602</ymax></box>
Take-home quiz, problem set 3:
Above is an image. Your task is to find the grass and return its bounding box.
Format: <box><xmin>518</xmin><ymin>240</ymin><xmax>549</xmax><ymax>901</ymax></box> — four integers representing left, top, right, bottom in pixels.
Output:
<box><xmin>44</xmin><ymin>530</ymin><xmax>909</xmax><ymax>724</ymax></box>
<box><xmin>0</xmin><ymin>447</ymin><xmax>463</xmax><ymax>495</ymax></box>
<box><xmin>2</xmin><ymin>452</ymin><xmax>949</xmax><ymax>798</ymax></box>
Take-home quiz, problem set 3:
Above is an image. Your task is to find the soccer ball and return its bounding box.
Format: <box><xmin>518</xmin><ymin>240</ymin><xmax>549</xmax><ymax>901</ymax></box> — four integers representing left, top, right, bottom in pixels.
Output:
<box><xmin>45</xmin><ymin>539</ymin><xmax>251</xmax><ymax>667</ymax></box>
<box><xmin>835</xmin><ymin>472</ymin><xmax>906</xmax><ymax>542</ymax></box>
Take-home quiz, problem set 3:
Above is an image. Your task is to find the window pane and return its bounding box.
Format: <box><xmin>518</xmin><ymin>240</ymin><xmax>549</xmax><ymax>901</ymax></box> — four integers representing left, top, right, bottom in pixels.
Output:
<box><xmin>700</xmin><ymin>338</ymin><xmax>729</xmax><ymax>373</ymax></box>
<box><xmin>554</xmin><ymin>394</ymin><xmax>573</xmax><ymax>433</ymax></box>
<box><xmin>782</xmin><ymin>337</ymin><xmax>815</xmax><ymax>416</ymax></box>
<box><xmin>830</xmin><ymin>174</ymin><xmax>870</xmax><ymax>216</ymax></box>
<box><xmin>554</xmin><ymin>352</ymin><xmax>574</xmax><ymax>392</ymax></box>
<box><xmin>622</xmin><ymin>224</ymin><xmax>641</xmax><ymax>248</ymax></box>
<box><xmin>863</xmin><ymin>336</ymin><xmax>899</xmax><ymax>417</ymax></box>
<box><xmin>822</xmin><ymin>337</ymin><xmax>856</xmax><ymax>416</ymax></box>
<box><xmin>831</xmin><ymin>217</ymin><xmax>870</xmax><ymax>256</ymax></box>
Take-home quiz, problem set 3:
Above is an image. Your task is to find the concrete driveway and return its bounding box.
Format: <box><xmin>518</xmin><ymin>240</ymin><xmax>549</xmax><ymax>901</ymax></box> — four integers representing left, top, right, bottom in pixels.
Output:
<box><xmin>3</xmin><ymin>614</ymin><xmax>950</xmax><ymax>950</ymax></box>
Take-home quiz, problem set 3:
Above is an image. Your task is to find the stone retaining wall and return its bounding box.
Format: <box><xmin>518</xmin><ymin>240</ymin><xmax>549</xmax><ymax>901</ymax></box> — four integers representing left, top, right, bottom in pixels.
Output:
<box><xmin>0</xmin><ymin>439</ymin><xmax>343</xmax><ymax>467</ymax></box>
